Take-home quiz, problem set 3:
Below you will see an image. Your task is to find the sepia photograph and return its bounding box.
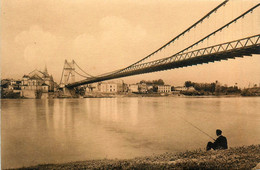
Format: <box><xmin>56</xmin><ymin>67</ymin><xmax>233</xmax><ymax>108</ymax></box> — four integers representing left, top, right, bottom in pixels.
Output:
<box><xmin>1</xmin><ymin>0</ymin><xmax>260</xmax><ymax>169</ymax></box>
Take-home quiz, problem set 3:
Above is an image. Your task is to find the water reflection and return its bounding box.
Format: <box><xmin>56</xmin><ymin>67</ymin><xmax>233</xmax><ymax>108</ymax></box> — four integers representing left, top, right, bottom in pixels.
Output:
<box><xmin>129</xmin><ymin>98</ymin><xmax>138</xmax><ymax>126</ymax></box>
<box><xmin>1</xmin><ymin>97</ymin><xmax>260</xmax><ymax>169</ymax></box>
<box><xmin>100</xmin><ymin>98</ymin><xmax>118</xmax><ymax>122</ymax></box>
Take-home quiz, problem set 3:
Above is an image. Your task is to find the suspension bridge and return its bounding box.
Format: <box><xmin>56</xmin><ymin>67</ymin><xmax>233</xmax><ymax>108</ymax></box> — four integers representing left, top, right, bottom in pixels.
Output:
<box><xmin>59</xmin><ymin>0</ymin><xmax>260</xmax><ymax>90</ymax></box>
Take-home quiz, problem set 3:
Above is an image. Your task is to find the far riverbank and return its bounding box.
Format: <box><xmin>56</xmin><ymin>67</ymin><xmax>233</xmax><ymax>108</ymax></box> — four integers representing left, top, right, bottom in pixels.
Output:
<box><xmin>15</xmin><ymin>145</ymin><xmax>260</xmax><ymax>170</ymax></box>
<box><xmin>2</xmin><ymin>86</ymin><xmax>260</xmax><ymax>99</ymax></box>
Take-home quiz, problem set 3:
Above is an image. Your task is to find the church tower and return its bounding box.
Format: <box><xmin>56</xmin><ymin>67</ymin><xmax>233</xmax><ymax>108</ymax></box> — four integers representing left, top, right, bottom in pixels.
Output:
<box><xmin>43</xmin><ymin>64</ymin><xmax>48</xmax><ymax>75</ymax></box>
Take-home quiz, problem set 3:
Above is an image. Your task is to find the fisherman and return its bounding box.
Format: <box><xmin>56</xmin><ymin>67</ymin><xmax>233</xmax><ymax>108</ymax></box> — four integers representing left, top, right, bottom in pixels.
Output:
<box><xmin>206</xmin><ymin>129</ymin><xmax>228</xmax><ymax>151</ymax></box>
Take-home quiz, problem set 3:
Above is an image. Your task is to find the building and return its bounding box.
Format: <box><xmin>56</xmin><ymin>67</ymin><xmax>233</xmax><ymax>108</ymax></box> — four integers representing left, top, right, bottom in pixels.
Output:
<box><xmin>129</xmin><ymin>84</ymin><xmax>139</xmax><ymax>93</ymax></box>
<box><xmin>138</xmin><ymin>83</ymin><xmax>148</xmax><ymax>93</ymax></box>
<box><xmin>20</xmin><ymin>66</ymin><xmax>56</xmax><ymax>98</ymax></box>
<box><xmin>187</xmin><ymin>86</ymin><xmax>196</xmax><ymax>92</ymax></box>
<box><xmin>8</xmin><ymin>79</ymin><xmax>22</xmax><ymax>91</ymax></box>
<box><xmin>115</xmin><ymin>80</ymin><xmax>127</xmax><ymax>93</ymax></box>
<box><xmin>85</xmin><ymin>83</ymin><xmax>99</xmax><ymax>92</ymax></box>
<box><xmin>157</xmin><ymin>85</ymin><xmax>171</xmax><ymax>93</ymax></box>
<box><xmin>100</xmin><ymin>83</ymin><xmax>117</xmax><ymax>93</ymax></box>
<box><xmin>174</xmin><ymin>86</ymin><xmax>188</xmax><ymax>91</ymax></box>
<box><xmin>84</xmin><ymin>80</ymin><xmax>126</xmax><ymax>94</ymax></box>
<box><xmin>128</xmin><ymin>83</ymin><xmax>149</xmax><ymax>93</ymax></box>
<box><xmin>98</xmin><ymin>80</ymin><xmax>126</xmax><ymax>93</ymax></box>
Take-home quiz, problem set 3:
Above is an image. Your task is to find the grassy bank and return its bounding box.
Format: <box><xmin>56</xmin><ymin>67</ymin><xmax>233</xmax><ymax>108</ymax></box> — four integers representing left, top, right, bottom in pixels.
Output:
<box><xmin>15</xmin><ymin>145</ymin><xmax>260</xmax><ymax>170</ymax></box>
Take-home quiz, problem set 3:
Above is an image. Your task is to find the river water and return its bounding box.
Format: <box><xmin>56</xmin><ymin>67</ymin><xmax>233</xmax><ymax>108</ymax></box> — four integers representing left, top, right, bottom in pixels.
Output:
<box><xmin>1</xmin><ymin>97</ymin><xmax>260</xmax><ymax>169</ymax></box>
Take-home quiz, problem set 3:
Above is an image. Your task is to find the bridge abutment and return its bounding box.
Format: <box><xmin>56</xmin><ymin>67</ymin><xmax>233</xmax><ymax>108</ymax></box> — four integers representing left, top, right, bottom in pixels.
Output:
<box><xmin>62</xmin><ymin>87</ymin><xmax>77</xmax><ymax>98</ymax></box>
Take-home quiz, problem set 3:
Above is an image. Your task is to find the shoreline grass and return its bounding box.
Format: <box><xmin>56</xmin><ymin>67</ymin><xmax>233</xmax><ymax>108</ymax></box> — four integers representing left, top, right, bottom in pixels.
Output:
<box><xmin>13</xmin><ymin>144</ymin><xmax>260</xmax><ymax>170</ymax></box>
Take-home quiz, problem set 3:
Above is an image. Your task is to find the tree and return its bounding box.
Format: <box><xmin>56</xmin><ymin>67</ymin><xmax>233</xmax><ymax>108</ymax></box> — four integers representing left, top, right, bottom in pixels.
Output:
<box><xmin>210</xmin><ymin>83</ymin><xmax>216</xmax><ymax>93</ymax></box>
<box><xmin>75</xmin><ymin>86</ymin><xmax>86</xmax><ymax>96</ymax></box>
<box><xmin>185</xmin><ymin>81</ymin><xmax>194</xmax><ymax>88</ymax></box>
<box><xmin>140</xmin><ymin>80</ymin><xmax>146</xmax><ymax>84</ymax></box>
<box><xmin>153</xmin><ymin>86</ymin><xmax>158</xmax><ymax>92</ymax></box>
<box><xmin>152</xmin><ymin>79</ymin><xmax>164</xmax><ymax>85</ymax></box>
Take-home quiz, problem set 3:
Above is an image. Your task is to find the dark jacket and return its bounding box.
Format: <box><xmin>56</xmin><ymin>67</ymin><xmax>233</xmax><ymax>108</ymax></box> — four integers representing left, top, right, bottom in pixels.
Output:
<box><xmin>214</xmin><ymin>135</ymin><xmax>228</xmax><ymax>149</ymax></box>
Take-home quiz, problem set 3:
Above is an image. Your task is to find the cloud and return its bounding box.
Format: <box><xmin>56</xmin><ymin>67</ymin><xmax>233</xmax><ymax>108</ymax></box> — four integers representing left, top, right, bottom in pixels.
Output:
<box><xmin>73</xmin><ymin>16</ymin><xmax>147</xmax><ymax>75</ymax></box>
<box><xmin>100</xmin><ymin>16</ymin><xmax>146</xmax><ymax>43</ymax></box>
<box><xmin>15</xmin><ymin>25</ymin><xmax>61</xmax><ymax>66</ymax></box>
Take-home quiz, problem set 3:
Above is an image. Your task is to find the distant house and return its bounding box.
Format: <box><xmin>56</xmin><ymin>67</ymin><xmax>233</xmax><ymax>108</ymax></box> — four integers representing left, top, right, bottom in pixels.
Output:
<box><xmin>138</xmin><ymin>83</ymin><xmax>148</xmax><ymax>93</ymax></box>
<box><xmin>129</xmin><ymin>84</ymin><xmax>139</xmax><ymax>93</ymax></box>
<box><xmin>157</xmin><ymin>85</ymin><xmax>171</xmax><ymax>93</ymax></box>
<box><xmin>99</xmin><ymin>80</ymin><xmax>126</xmax><ymax>93</ymax></box>
<box><xmin>187</xmin><ymin>86</ymin><xmax>196</xmax><ymax>91</ymax></box>
<box><xmin>116</xmin><ymin>81</ymin><xmax>127</xmax><ymax>93</ymax></box>
<box><xmin>174</xmin><ymin>86</ymin><xmax>188</xmax><ymax>91</ymax></box>
<box><xmin>85</xmin><ymin>83</ymin><xmax>99</xmax><ymax>92</ymax></box>
<box><xmin>8</xmin><ymin>79</ymin><xmax>22</xmax><ymax>91</ymax></box>
<box><xmin>100</xmin><ymin>83</ymin><xmax>117</xmax><ymax>93</ymax></box>
<box><xmin>128</xmin><ymin>83</ymin><xmax>149</xmax><ymax>93</ymax></box>
<box><xmin>85</xmin><ymin>80</ymin><xmax>125</xmax><ymax>94</ymax></box>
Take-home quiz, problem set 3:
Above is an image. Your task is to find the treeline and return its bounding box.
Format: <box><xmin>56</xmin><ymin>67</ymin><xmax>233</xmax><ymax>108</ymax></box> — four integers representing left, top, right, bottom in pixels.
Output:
<box><xmin>183</xmin><ymin>81</ymin><xmax>241</xmax><ymax>95</ymax></box>
<box><xmin>241</xmin><ymin>87</ymin><xmax>260</xmax><ymax>96</ymax></box>
<box><xmin>1</xmin><ymin>91</ymin><xmax>22</xmax><ymax>99</ymax></box>
<box><xmin>139</xmin><ymin>79</ymin><xmax>165</xmax><ymax>85</ymax></box>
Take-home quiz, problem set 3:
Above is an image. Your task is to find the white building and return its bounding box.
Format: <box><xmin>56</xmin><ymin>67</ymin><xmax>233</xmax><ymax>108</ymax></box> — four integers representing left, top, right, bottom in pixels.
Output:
<box><xmin>85</xmin><ymin>80</ymin><xmax>126</xmax><ymax>94</ymax></box>
<box><xmin>157</xmin><ymin>85</ymin><xmax>171</xmax><ymax>93</ymax></box>
<box><xmin>174</xmin><ymin>86</ymin><xmax>188</xmax><ymax>91</ymax></box>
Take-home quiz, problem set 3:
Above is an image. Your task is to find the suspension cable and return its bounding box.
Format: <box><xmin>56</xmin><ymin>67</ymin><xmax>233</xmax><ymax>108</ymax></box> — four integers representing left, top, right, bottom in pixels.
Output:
<box><xmin>74</xmin><ymin>61</ymin><xmax>95</xmax><ymax>77</ymax></box>
<box><xmin>65</xmin><ymin>61</ymin><xmax>92</xmax><ymax>79</ymax></box>
<box><xmin>73</xmin><ymin>69</ymin><xmax>91</xmax><ymax>78</ymax></box>
<box><xmin>95</xmin><ymin>69</ymin><xmax>123</xmax><ymax>77</ymax></box>
<box><xmin>116</xmin><ymin>0</ymin><xmax>229</xmax><ymax>73</ymax></box>
<box><xmin>59</xmin><ymin>60</ymin><xmax>66</xmax><ymax>85</ymax></box>
<box><xmin>157</xmin><ymin>3</ymin><xmax>260</xmax><ymax>64</ymax></box>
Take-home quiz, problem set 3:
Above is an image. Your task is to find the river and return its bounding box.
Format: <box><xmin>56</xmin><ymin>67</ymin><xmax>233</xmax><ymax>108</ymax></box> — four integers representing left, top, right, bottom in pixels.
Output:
<box><xmin>1</xmin><ymin>97</ymin><xmax>260</xmax><ymax>169</ymax></box>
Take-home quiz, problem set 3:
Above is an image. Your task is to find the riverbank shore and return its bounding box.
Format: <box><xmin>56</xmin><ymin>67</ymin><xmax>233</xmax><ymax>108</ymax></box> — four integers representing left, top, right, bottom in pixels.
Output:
<box><xmin>15</xmin><ymin>145</ymin><xmax>260</xmax><ymax>170</ymax></box>
<box><xmin>2</xmin><ymin>91</ymin><xmax>259</xmax><ymax>99</ymax></box>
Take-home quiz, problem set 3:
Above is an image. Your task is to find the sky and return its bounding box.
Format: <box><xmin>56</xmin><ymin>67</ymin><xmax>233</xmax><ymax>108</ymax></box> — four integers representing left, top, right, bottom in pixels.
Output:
<box><xmin>1</xmin><ymin>0</ymin><xmax>259</xmax><ymax>87</ymax></box>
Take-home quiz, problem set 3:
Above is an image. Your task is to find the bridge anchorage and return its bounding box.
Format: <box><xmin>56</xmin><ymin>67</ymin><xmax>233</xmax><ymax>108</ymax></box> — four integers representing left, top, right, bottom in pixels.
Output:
<box><xmin>60</xmin><ymin>1</ymin><xmax>260</xmax><ymax>95</ymax></box>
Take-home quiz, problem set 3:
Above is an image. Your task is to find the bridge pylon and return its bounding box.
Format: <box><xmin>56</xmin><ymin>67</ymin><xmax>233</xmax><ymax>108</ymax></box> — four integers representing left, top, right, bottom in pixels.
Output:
<box><xmin>60</xmin><ymin>60</ymin><xmax>76</xmax><ymax>87</ymax></box>
<box><xmin>59</xmin><ymin>60</ymin><xmax>78</xmax><ymax>97</ymax></box>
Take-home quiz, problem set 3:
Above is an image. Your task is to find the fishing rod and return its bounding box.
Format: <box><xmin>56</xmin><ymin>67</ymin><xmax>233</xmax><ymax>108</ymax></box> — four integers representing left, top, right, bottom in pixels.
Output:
<box><xmin>179</xmin><ymin>116</ymin><xmax>215</xmax><ymax>141</ymax></box>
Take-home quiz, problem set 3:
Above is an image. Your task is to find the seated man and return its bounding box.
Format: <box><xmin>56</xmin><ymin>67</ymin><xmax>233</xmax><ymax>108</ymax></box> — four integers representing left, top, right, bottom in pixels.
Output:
<box><xmin>206</xmin><ymin>129</ymin><xmax>228</xmax><ymax>151</ymax></box>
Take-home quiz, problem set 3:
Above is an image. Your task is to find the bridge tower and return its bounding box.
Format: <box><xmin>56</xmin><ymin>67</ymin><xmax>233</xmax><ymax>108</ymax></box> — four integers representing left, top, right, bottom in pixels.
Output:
<box><xmin>59</xmin><ymin>60</ymin><xmax>77</xmax><ymax>97</ymax></box>
<box><xmin>60</xmin><ymin>60</ymin><xmax>76</xmax><ymax>88</ymax></box>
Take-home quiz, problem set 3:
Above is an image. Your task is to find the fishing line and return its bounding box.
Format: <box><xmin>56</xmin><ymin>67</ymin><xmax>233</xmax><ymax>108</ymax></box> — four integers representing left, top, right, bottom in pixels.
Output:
<box><xmin>178</xmin><ymin>116</ymin><xmax>215</xmax><ymax>141</ymax></box>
